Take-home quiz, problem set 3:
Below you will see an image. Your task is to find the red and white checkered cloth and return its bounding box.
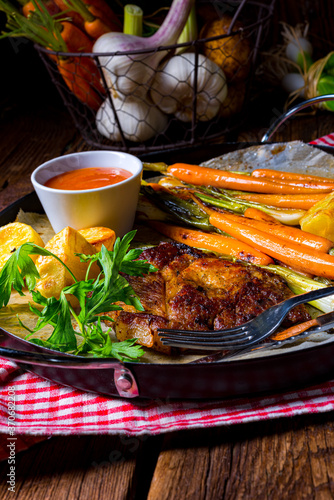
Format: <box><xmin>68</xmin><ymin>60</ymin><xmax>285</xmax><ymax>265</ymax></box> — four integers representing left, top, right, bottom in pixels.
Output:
<box><xmin>1</xmin><ymin>134</ymin><xmax>334</xmax><ymax>457</ymax></box>
<box><xmin>310</xmin><ymin>132</ymin><xmax>334</xmax><ymax>146</ymax></box>
<box><xmin>1</xmin><ymin>358</ymin><xmax>334</xmax><ymax>443</ymax></box>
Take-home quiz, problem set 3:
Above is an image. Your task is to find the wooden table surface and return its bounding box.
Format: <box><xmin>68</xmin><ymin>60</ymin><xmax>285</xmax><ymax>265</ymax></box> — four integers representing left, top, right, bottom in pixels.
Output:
<box><xmin>2</xmin><ymin>71</ymin><xmax>334</xmax><ymax>499</ymax></box>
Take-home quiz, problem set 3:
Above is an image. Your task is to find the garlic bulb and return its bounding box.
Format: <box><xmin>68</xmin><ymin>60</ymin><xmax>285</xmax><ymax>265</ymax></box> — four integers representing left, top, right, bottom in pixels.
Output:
<box><xmin>96</xmin><ymin>95</ymin><xmax>168</xmax><ymax>143</ymax></box>
<box><xmin>93</xmin><ymin>0</ymin><xmax>194</xmax><ymax>99</ymax></box>
<box><xmin>150</xmin><ymin>53</ymin><xmax>228</xmax><ymax>122</ymax></box>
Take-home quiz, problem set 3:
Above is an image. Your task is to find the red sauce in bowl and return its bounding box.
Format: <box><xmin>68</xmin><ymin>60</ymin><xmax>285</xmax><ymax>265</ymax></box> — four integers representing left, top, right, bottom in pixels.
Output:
<box><xmin>44</xmin><ymin>167</ymin><xmax>132</xmax><ymax>190</ymax></box>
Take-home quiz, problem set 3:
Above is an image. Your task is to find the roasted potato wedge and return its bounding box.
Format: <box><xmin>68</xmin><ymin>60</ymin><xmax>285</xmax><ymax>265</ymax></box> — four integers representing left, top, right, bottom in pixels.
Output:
<box><xmin>78</xmin><ymin>227</ymin><xmax>116</xmax><ymax>252</ymax></box>
<box><xmin>0</xmin><ymin>222</ymin><xmax>45</xmax><ymax>271</ymax></box>
<box><xmin>35</xmin><ymin>226</ymin><xmax>100</xmax><ymax>300</ymax></box>
<box><xmin>300</xmin><ymin>192</ymin><xmax>334</xmax><ymax>242</ymax></box>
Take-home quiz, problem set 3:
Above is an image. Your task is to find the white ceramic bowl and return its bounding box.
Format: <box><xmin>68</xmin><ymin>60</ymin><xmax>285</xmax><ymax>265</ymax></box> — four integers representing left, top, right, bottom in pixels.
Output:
<box><xmin>31</xmin><ymin>151</ymin><xmax>143</xmax><ymax>237</ymax></box>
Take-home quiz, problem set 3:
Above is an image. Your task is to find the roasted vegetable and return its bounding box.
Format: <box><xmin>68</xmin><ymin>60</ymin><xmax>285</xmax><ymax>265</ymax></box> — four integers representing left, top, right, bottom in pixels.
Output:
<box><xmin>0</xmin><ymin>222</ymin><xmax>45</xmax><ymax>271</ymax></box>
<box><xmin>299</xmin><ymin>191</ymin><xmax>334</xmax><ymax>241</ymax></box>
<box><xmin>35</xmin><ymin>226</ymin><xmax>100</xmax><ymax>300</ymax></box>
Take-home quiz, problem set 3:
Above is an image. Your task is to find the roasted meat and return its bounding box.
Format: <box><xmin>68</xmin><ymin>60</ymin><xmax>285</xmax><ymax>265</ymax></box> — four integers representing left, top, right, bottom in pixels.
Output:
<box><xmin>105</xmin><ymin>242</ymin><xmax>311</xmax><ymax>354</ymax></box>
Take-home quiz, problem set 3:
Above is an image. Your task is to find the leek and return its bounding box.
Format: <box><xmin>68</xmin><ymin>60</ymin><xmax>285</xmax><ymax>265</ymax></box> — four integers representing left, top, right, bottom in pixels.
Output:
<box><xmin>265</xmin><ymin>265</ymin><xmax>334</xmax><ymax>313</ymax></box>
<box><xmin>175</xmin><ymin>4</ymin><xmax>197</xmax><ymax>54</ymax></box>
<box><xmin>123</xmin><ymin>4</ymin><xmax>143</xmax><ymax>37</ymax></box>
<box><xmin>140</xmin><ymin>186</ymin><xmax>216</xmax><ymax>232</ymax></box>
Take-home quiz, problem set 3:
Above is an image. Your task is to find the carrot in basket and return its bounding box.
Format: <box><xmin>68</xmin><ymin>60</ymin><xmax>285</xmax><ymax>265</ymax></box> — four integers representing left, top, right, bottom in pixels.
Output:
<box><xmin>57</xmin><ymin>57</ymin><xmax>103</xmax><ymax>110</ymax></box>
<box><xmin>52</xmin><ymin>0</ymin><xmax>85</xmax><ymax>28</ymax></box>
<box><xmin>167</xmin><ymin>164</ymin><xmax>334</xmax><ymax>194</ymax></box>
<box><xmin>235</xmin><ymin>192</ymin><xmax>327</xmax><ymax>210</ymax></box>
<box><xmin>60</xmin><ymin>20</ymin><xmax>93</xmax><ymax>52</ymax></box>
<box><xmin>63</xmin><ymin>0</ymin><xmax>120</xmax><ymax>38</ymax></box>
<box><xmin>251</xmin><ymin>168</ymin><xmax>334</xmax><ymax>184</ymax></box>
<box><xmin>208</xmin><ymin>212</ymin><xmax>334</xmax><ymax>279</ymax></box>
<box><xmin>82</xmin><ymin>0</ymin><xmax>121</xmax><ymax>27</ymax></box>
<box><xmin>21</xmin><ymin>0</ymin><xmax>59</xmax><ymax>17</ymax></box>
<box><xmin>149</xmin><ymin>221</ymin><xmax>274</xmax><ymax>266</ymax></box>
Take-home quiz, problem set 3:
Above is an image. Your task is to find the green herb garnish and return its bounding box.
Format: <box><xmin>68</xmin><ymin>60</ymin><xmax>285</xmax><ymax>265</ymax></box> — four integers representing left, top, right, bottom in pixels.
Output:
<box><xmin>0</xmin><ymin>230</ymin><xmax>156</xmax><ymax>362</ymax></box>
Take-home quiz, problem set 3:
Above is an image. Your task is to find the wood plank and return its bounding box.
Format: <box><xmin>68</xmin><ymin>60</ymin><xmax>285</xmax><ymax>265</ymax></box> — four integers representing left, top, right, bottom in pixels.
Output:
<box><xmin>0</xmin><ymin>434</ymin><xmax>163</xmax><ymax>500</ymax></box>
<box><xmin>147</xmin><ymin>414</ymin><xmax>334</xmax><ymax>499</ymax></box>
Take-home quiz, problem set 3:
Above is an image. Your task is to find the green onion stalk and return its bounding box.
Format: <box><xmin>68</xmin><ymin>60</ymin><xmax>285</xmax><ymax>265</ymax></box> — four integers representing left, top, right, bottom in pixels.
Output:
<box><xmin>264</xmin><ymin>265</ymin><xmax>334</xmax><ymax>313</ymax></box>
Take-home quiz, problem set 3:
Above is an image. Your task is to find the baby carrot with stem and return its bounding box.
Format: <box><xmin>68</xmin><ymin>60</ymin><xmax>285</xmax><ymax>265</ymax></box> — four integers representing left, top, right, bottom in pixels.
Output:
<box><xmin>243</xmin><ymin>207</ymin><xmax>279</xmax><ymax>223</ymax></box>
<box><xmin>192</xmin><ymin>195</ymin><xmax>334</xmax><ymax>252</ymax></box>
<box><xmin>167</xmin><ymin>163</ymin><xmax>334</xmax><ymax>194</ymax></box>
<box><xmin>148</xmin><ymin>220</ymin><xmax>274</xmax><ymax>266</ymax></box>
<box><xmin>209</xmin><ymin>212</ymin><xmax>334</xmax><ymax>279</ymax></box>
<box><xmin>235</xmin><ymin>192</ymin><xmax>327</xmax><ymax>210</ymax></box>
<box><xmin>251</xmin><ymin>168</ymin><xmax>334</xmax><ymax>184</ymax></box>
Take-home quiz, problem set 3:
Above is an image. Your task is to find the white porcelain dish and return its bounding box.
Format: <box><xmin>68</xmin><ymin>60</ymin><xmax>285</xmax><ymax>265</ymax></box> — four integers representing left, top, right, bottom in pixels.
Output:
<box><xmin>31</xmin><ymin>150</ymin><xmax>143</xmax><ymax>237</ymax></box>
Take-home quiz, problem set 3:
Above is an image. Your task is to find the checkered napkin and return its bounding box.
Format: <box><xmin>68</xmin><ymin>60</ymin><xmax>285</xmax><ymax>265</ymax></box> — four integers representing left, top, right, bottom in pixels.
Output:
<box><xmin>1</xmin><ymin>135</ymin><xmax>334</xmax><ymax>453</ymax></box>
<box><xmin>1</xmin><ymin>356</ymin><xmax>334</xmax><ymax>444</ymax></box>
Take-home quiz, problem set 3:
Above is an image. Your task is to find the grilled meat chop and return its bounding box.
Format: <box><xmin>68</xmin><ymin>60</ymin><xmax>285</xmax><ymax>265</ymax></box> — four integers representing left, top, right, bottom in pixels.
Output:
<box><xmin>105</xmin><ymin>242</ymin><xmax>311</xmax><ymax>354</ymax></box>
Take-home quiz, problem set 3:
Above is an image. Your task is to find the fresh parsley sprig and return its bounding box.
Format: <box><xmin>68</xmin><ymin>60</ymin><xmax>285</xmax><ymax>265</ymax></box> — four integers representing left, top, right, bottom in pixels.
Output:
<box><xmin>0</xmin><ymin>230</ymin><xmax>156</xmax><ymax>361</ymax></box>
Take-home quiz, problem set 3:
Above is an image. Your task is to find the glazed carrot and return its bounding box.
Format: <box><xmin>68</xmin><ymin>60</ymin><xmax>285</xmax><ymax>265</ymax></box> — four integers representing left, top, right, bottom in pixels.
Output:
<box><xmin>243</xmin><ymin>207</ymin><xmax>279</xmax><ymax>223</ymax></box>
<box><xmin>167</xmin><ymin>164</ymin><xmax>334</xmax><ymax>194</ymax></box>
<box><xmin>270</xmin><ymin>318</ymin><xmax>318</xmax><ymax>341</ymax></box>
<box><xmin>252</xmin><ymin>168</ymin><xmax>334</xmax><ymax>184</ymax></box>
<box><xmin>235</xmin><ymin>193</ymin><xmax>327</xmax><ymax>210</ymax></box>
<box><xmin>149</xmin><ymin>221</ymin><xmax>274</xmax><ymax>266</ymax></box>
<box><xmin>215</xmin><ymin>210</ymin><xmax>334</xmax><ymax>252</ymax></box>
<box><xmin>209</xmin><ymin>212</ymin><xmax>334</xmax><ymax>279</ymax></box>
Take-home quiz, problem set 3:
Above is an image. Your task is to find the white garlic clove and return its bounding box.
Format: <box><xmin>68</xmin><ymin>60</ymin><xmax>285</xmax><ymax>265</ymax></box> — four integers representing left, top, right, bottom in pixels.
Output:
<box><xmin>150</xmin><ymin>52</ymin><xmax>228</xmax><ymax>122</ymax></box>
<box><xmin>96</xmin><ymin>94</ymin><xmax>169</xmax><ymax>143</ymax></box>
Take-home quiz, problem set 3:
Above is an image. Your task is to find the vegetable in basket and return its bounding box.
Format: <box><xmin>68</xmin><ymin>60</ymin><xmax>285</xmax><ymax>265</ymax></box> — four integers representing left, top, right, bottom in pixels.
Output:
<box><xmin>0</xmin><ymin>0</ymin><xmax>104</xmax><ymax>110</ymax></box>
<box><xmin>200</xmin><ymin>14</ymin><xmax>252</xmax><ymax>82</ymax></box>
<box><xmin>62</xmin><ymin>0</ymin><xmax>121</xmax><ymax>39</ymax></box>
<box><xmin>96</xmin><ymin>94</ymin><xmax>168</xmax><ymax>143</ymax></box>
<box><xmin>150</xmin><ymin>52</ymin><xmax>228</xmax><ymax>122</ymax></box>
<box><xmin>93</xmin><ymin>0</ymin><xmax>195</xmax><ymax>99</ymax></box>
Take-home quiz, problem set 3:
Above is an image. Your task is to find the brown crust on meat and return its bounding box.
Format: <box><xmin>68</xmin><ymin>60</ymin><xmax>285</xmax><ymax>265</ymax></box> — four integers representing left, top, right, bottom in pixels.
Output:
<box><xmin>105</xmin><ymin>242</ymin><xmax>311</xmax><ymax>354</ymax></box>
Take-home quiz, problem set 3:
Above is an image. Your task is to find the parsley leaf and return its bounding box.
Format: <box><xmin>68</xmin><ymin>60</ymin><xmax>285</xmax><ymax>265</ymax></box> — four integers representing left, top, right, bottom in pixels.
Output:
<box><xmin>0</xmin><ymin>231</ymin><xmax>156</xmax><ymax>361</ymax></box>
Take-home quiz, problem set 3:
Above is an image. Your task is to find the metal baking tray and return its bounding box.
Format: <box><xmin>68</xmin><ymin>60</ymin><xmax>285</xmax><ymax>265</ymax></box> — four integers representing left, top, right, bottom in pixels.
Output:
<box><xmin>1</xmin><ymin>141</ymin><xmax>334</xmax><ymax>400</ymax></box>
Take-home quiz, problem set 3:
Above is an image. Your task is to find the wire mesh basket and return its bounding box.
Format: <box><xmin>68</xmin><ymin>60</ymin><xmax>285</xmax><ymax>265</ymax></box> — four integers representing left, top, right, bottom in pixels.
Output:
<box><xmin>36</xmin><ymin>0</ymin><xmax>276</xmax><ymax>154</ymax></box>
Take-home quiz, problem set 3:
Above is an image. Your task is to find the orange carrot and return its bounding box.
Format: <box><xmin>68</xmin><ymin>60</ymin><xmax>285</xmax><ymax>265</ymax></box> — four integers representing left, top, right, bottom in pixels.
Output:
<box><xmin>60</xmin><ymin>21</ymin><xmax>93</xmax><ymax>52</ymax></box>
<box><xmin>56</xmin><ymin>22</ymin><xmax>105</xmax><ymax>105</ymax></box>
<box><xmin>235</xmin><ymin>193</ymin><xmax>327</xmax><ymax>210</ymax></box>
<box><xmin>243</xmin><ymin>207</ymin><xmax>280</xmax><ymax>223</ymax></box>
<box><xmin>209</xmin><ymin>212</ymin><xmax>334</xmax><ymax>279</ymax></box>
<box><xmin>83</xmin><ymin>15</ymin><xmax>114</xmax><ymax>39</ymax></box>
<box><xmin>81</xmin><ymin>0</ymin><xmax>121</xmax><ymax>31</ymax></box>
<box><xmin>53</xmin><ymin>0</ymin><xmax>85</xmax><ymax>28</ymax></box>
<box><xmin>57</xmin><ymin>57</ymin><xmax>103</xmax><ymax>110</ymax></box>
<box><xmin>167</xmin><ymin>164</ymin><xmax>334</xmax><ymax>194</ymax></box>
<box><xmin>270</xmin><ymin>318</ymin><xmax>318</xmax><ymax>341</ymax></box>
<box><xmin>22</xmin><ymin>0</ymin><xmax>59</xmax><ymax>17</ymax></box>
<box><xmin>149</xmin><ymin>221</ymin><xmax>274</xmax><ymax>266</ymax></box>
<box><xmin>63</xmin><ymin>0</ymin><xmax>119</xmax><ymax>39</ymax></box>
<box><xmin>252</xmin><ymin>168</ymin><xmax>334</xmax><ymax>184</ymax></box>
<box><xmin>215</xmin><ymin>210</ymin><xmax>334</xmax><ymax>252</ymax></box>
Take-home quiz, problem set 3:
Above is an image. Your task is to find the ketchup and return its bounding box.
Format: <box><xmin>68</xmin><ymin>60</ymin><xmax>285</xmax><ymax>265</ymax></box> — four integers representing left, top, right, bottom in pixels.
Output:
<box><xmin>44</xmin><ymin>167</ymin><xmax>132</xmax><ymax>190</ymax></box>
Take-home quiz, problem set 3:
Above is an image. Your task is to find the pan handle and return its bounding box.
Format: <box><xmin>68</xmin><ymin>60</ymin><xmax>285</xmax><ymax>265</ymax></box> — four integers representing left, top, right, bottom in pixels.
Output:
<box><xmin>261</xmin><ymin>94</ymin><xmax>334</xmax><ymax>143</ymax></box>
<box><xmin>0</xmin><ymin>345</ymin><xmax>139</xmax><ymax>398</ymax></box>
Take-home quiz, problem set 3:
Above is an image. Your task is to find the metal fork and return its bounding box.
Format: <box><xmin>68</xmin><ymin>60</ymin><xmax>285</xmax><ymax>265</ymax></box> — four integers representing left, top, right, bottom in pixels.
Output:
<box><xmin>158</xmin><ymin>286</ymin><xmax>334</xmax><ymax>350</ymax></box>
